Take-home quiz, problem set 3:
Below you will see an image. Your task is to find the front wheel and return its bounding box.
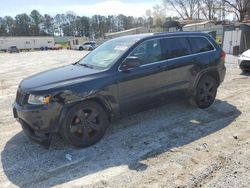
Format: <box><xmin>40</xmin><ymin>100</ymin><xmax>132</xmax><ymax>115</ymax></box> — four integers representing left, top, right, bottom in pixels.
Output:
<box><xmin>60</xmin><ymin>101</ymin><xmax>109</xmax><ymax>147</ymax></box>
<box><xmin>190</xmin><ymin>75</ymin><xmax>218</xmax><ymax>109</ymax></box>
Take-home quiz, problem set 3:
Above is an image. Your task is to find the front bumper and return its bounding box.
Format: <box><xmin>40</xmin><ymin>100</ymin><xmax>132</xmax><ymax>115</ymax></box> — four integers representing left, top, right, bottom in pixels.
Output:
<box><xmin>238</xmin><ymin>56</ymin><xmax>250</xmax><ymax>70</ymax></box>
<box><xmin>13</xmin><ymin>102</ymin><xmax>63</xmax><ymax>146</ymax></box>
<box><xmin>238</xmin><ymin>59</ymin><xmax>250</xmax><ymax>69</ymax></box>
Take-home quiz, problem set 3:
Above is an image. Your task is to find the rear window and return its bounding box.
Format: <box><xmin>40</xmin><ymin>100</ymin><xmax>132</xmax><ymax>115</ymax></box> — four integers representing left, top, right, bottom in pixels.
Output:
<box><xmin>160</xmin><ymin>37</ymin><xmax>191</xmax><ymax>60</ymax></box>
<box><xmin>189</xmin><ymin>37</ymin><xmax>214</xmax><ymax>54</ymax></box>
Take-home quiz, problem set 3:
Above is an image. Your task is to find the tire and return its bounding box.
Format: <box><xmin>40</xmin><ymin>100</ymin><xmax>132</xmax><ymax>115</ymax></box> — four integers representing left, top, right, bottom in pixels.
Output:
<box><xmin>60</xmin><ymin>101</ymin><xmax>109</xmax><ymax>147</ymax></box>
<box><xmin>190</xmin><ymin>75</ymin><xmax>218</xmax><ymax>109</ymax></box>
<box><xmin>88</xmin><ymin>47</ymin><xmax>93</xmax><ymax>51</ymax></box>
<box><xmin>79</xmin><ymin>47</ymin><xmax>83</xmax><ymax>51</ymax></box>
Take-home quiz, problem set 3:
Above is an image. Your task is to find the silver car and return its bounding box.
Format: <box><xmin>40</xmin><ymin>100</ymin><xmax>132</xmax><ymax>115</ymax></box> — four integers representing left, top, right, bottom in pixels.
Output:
<box><xmin>78</xmin><ymin>41</ymin><xmax>98</xmax><ymax>51</ymax></box>
<box><xmin>238</xmin><ymin>49</ymin><xmax>250</xmax><ymax>72</ymax></box>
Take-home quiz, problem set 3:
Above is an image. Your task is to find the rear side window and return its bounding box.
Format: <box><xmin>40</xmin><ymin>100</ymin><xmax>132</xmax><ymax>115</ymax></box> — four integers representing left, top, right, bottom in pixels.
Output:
<box><xmin>189</xmin><ymin>37</ymin><xmax>214</xmax><ymax>54</ymax></box>
<box><xmin>160</xmin><ymin>37</ymin><xmax>191</xmax><ymax>60</ymax></box>
<box><xmin>130</xmin><ymin>39</ymin><xmax>162</xmax><ymax>65</ymax></box>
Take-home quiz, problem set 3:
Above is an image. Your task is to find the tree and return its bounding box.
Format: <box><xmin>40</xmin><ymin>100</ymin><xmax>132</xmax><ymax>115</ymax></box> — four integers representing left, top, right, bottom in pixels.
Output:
<box><xmin>15</xmin><ymin>13</ymin><xmax>31</xmax><ymax>36</ymax></box>
<box><xmin>106</xmin><ymin>15</ymin><xmax>116</xmax><ymax>32</ymax></box>
<box><xmin>30</xmin><ymin>10</ymin><xmax>43</xmax><ymax>36</ymax></box>
<box><xmin>0</xmin><ymin>17</ymin><xmax>7</xmax><ymax>36</ymax></box>
<box><xmin>54</xmin><ymin>14</ymin><xmax>64</xmax><ymax>36</ymax></box>
<box><xmin>152</xmin><ymin>4</ymin><xmax>166</xmax><ymax>27</ymax></box>
<box><xmin>42</xmin><ymin>14</ymin><xmax>54</xmax><ymax>36</ymax></box>
<box><xmin>163</xmin><ymin>0</ymin><xmax>199</xmax><ymax>19</ymax></box>
<box><xmin>123</xmin><ymin>16</ymin><xmax>134</xmax><ymax>30</ymax></box>
<box><xmin>4</xmin><ymin>16</ymin><xmax>15</xmax><ymax>36</ymax></box>
<box><xmin>0</xmin><ymin>11</ymin><xmax>145</xmax><ymax>37</ymax></box>
<box><xmin>145</xmin><ymin>9</ymin><xmax>154</xmax><ymax>28</ymax></box>
<box><xmin>224</xmin><ymin>0</ymin><xmax>250</xmax><ymax>21</ymax></box>
<box><xmin>199</xmin><ymin>0</ymin><xmax>220</xmax><ymax>20</ymax></box>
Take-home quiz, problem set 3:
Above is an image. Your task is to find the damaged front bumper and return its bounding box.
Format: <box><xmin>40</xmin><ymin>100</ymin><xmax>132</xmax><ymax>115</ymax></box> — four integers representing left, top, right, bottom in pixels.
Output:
<box><xmin>13</xmin><ymin>101</ymin><xmax>64</xmax><ymax>148</ymax></box>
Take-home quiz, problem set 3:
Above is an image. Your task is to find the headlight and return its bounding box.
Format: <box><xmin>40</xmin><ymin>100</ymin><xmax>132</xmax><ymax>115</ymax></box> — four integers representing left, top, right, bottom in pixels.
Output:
<box><xmin>28</xmin><ymin>94</ymin><xmax>51</xmax><ymax>105</ymax></box>
<box><xmin>241</xmin><ymin>54</ymin><xmax>249</xmax><ymax>59</ymax></box>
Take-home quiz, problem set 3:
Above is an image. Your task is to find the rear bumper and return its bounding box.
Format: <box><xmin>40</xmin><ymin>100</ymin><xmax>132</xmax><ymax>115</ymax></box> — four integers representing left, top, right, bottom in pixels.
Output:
<box><xmin>219</xmin><ymin>65</ymin><xmax>226</xmax><ymax>84</ymax></box>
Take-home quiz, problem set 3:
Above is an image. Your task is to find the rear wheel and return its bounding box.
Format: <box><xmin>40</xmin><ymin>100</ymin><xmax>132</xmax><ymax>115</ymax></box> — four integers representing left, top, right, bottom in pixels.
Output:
<box><xmin>190</xmin><ymin>75</ymin><xmax>218</xmax><ymax>109</ymax></box>
<box><xmin>79</xmin><ymin>47</ymin><xmax>83</xmax><ymax>51</ymax></box>
<box><xmin>60</xmin><ymin>101</ymin><xmax>109</xmax><ymax>147</ymax></box>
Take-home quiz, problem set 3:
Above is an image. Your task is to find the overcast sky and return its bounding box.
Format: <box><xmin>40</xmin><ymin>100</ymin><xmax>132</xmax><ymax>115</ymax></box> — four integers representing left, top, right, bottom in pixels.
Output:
<box><xmin>0</xmin><ymin>0</ymin><xmax>164</xmax><ymax>17</ymax></box>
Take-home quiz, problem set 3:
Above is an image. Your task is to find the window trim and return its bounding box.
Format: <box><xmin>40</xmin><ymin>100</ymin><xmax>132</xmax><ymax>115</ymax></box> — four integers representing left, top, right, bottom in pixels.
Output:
<box><xmin>118</xmin><ymin>35</ymin><xmax>216</xmax><ymax>72</ymax></box>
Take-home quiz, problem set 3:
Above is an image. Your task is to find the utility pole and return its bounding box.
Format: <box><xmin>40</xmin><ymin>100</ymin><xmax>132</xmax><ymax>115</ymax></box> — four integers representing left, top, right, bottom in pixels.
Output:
<box><xmin>222</xmin><ymin>0</ymin><xmax>225</xmax><ymax>21</ymax></box>
<box><xmin>198</xmin><ymin>0</ymin><xmax>200</xmax><ymax>20</ymax></box>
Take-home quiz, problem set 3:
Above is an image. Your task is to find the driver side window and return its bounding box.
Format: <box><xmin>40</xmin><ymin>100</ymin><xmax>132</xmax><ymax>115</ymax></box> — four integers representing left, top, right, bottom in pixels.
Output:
<box><xmin>129</xmin><ymin>39</ymin><xmax>162</xmax><ymax>65</ymax></box>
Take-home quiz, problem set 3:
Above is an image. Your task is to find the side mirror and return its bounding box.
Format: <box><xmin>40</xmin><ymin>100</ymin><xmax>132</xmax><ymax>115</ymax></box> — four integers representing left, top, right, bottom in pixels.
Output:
<box><xmin>120</xmin><ymin>56</ymin><xmax>141</xmax><ymax>71</ymax></box>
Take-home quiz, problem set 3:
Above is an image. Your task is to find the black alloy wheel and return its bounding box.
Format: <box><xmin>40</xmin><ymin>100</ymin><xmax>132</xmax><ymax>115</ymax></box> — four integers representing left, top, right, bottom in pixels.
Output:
<box><xmin>192</xmin><ymin>76</ymin><xmax>218</xmax><ymax>109</ymax></box>
<box><xmin>60</xmin><ymin>101</ymin><xmax>109</xmax><ymax>147</ymax></box>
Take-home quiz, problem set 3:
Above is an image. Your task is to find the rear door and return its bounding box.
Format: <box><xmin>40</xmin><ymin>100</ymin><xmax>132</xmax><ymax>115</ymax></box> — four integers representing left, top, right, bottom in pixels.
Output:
<box><xmin>188</xmin><ymin>36</ymin><xmax>216</xmax><ymax>68</ymax></box>
<box><xmin>157</xmin><ymin>37</ymin><xmax>195</xmax><ymax>94</ymax></box>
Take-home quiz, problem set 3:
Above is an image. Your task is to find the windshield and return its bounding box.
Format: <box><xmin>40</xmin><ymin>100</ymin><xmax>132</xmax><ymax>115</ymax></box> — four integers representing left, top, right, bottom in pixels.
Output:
<box><xmin>79</xmin><ymin>38</ymin><xmax>137</xmax><ymax>69</ymax></box>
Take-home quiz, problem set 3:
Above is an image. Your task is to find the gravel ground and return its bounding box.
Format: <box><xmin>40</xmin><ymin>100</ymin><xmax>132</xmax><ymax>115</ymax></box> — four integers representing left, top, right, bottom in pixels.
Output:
<box><xmin>0</xmin><ymin>50</ymin><xmax>249</xmax><ymax>188</ymax></box>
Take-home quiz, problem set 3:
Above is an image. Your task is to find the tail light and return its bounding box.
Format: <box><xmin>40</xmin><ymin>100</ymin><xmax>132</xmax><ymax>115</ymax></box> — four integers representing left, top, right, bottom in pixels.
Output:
<box><xmin>220</xmin><ymin>50</ymin><xmax>226</xmax><ymax>61</ymax></box>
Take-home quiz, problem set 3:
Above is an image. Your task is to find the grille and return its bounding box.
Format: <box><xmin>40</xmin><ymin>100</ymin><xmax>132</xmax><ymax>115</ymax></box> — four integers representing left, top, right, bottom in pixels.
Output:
<box><xmin>16</xmin><ymin>90</ymin><xmax>28</xmax><ymax>106</ymax></box>
<box><xmin>240</xmin><ymin>60</ymin><xmax>250</xmax><ymax>69</ymax></box>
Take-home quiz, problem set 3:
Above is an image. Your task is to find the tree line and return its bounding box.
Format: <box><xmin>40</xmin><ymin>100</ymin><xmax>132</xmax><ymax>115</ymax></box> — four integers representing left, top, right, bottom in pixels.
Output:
<box><xmin>0</xmin><ymin>10</ymin><xmax>148</xmax><ymax>38</ymax></box>
<box><xmin>0</xmin><ymin>0</ymin><xmax>249</xmax><ymax>38</ymax></box>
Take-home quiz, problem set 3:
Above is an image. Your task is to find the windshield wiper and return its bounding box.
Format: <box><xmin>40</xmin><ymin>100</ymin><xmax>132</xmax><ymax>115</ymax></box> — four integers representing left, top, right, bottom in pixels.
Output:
<box><xmin>79</xmin><ymin>63</ymin><xmax>93</xmax><ymax>69</ymax></box>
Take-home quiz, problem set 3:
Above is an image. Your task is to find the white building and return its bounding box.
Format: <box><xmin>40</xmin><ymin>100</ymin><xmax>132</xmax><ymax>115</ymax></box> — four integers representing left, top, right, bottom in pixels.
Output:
<box><xmin>0</xmin><ymin>37</ymin><xmax>54</xmax><ymax>51</ymax></box>
<box><xmin>183</xmin><ymin>21</ymin><xmax>216</xmax><ymax>31</ymax></box>
<box><xmin>104</xmin><ymin>27</ymin><xmax>149</xmax><ymax>39</ymax></box>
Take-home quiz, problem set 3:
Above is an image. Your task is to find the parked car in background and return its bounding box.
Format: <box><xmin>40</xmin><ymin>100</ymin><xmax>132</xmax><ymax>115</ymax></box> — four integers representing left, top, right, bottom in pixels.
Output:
<box><xmin>78</xmin><ymin>41</ymin><xmax>98</xmax><ymax>51</ymax></box>
<box><xmin>13</xmin><ymin>32</ymin><xmax>226</xmax><ymax>148</ymax></box>
<box><xmin>8</xmin><ymin>46</ymin><xmax>19</xmax><ymax>53</ymax></box>
<box><xmin>52</xmin><ymin>44</ymin><xmax>63</xmax><ymax>50</ymax></box>
<box><xmin>238</xmin><ymin>49</ymin><xmax>250</xmax><ymax>72</ymax></box>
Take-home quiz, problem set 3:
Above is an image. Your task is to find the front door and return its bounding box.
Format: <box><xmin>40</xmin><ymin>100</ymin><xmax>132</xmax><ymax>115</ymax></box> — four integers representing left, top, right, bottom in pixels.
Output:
<box><xmin>117</xmin><ymin>38</ymin><xmax>164</xmax><ymax>115</ymax></box>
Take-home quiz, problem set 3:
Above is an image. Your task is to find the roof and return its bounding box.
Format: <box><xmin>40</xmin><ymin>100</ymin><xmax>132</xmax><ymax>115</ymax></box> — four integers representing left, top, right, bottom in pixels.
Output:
<box><xmin>110</xmin><ymin>31</ymin><xmax>209</xmax><ymax>42</ymax></box>
<box><xmin>0</xmin><ymin>36</ymin><xmax>54</xmax><ymax>39</ymax></box>
<box><xmin>105</xmin><ymin>27</ymin><xmax>145</xmax><ymax>37</ymax></box>
<box><xmin>183</xmin><ymin>20</ymin><xmax>215</xmax><ymax>28</ymax></box>
<box><xmin>109</xmin><ymin>33</ymin><xmax>153</xmax><ymax>42</ymax></box>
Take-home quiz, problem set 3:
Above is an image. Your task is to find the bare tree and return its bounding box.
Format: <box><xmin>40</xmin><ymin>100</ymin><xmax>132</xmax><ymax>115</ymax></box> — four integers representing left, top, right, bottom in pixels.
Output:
<box><xmin>163</xmin><ymin>0</ymin><xmax>199</xmax><ymax>19</ymax></box>
<box><xmin>152</xmin><ymin>4</ymin><xmax>166</xmax><ymax>27</ymax></box>
<box><xmin>200</xmin><ymin>0</ymin><xmax>221</xmax><ymax>20</ymax></box>
<box><xmin>224</xmin><ymin>0</ymin><xmax>250</xmax><ymax>21</ymax></box>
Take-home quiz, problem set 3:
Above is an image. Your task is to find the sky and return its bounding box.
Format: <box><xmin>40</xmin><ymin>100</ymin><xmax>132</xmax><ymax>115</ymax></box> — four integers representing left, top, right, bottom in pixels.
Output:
<box><xmin>0</xmin><ymin>0</ymin><xmax>164</xmax><ymax>17</ymax></box>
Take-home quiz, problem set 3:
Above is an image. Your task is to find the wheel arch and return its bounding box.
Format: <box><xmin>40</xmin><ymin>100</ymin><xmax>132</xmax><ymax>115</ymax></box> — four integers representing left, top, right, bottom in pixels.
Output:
<box><xmin>195</xmin><ymin>69</ymin><xmax>220</xmax><ymax>88</ymax></box>
<box><xmin>85</xmin><ymin>97</ymin><xmax>114</xmax><ymax>122</ymax></box>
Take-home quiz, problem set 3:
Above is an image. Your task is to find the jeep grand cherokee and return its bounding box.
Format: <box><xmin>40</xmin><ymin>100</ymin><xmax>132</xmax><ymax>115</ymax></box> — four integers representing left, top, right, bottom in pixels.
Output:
<box><xmin>13</xmin><ymin>32</ymin><xmax>226</xmax><ymax>147</ymax></box>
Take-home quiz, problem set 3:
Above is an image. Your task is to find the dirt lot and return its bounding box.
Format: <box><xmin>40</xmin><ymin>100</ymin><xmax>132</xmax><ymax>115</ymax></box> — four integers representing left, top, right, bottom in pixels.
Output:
<box><xmin>0</xmin><ymin>50</ymin><xmax>249</xmax><ymax>188</ymax></box>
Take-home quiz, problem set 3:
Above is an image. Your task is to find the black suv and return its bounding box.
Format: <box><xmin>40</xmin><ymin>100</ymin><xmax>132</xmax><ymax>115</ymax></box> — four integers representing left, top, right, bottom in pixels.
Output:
<box><xmin>13</xmin><ymin>32</ymin><xmax>226</xmax><ymax>147</ymax></box>
<box><xmin>8</xmin><ymin>46</ymin><xmax>19</xmax><ymax>53</ymax></box>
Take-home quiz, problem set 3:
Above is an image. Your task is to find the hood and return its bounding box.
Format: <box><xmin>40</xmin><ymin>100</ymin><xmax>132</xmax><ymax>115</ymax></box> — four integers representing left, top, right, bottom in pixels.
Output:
<box><xmin>242</xmin><ymin>49</ymin><xmax>250</xmax><ymax>57</ymax></box>
<box><xmin>20</xmin><ymin>64</ymin><xmax>100</xmax><ymax>92</ymax></box>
